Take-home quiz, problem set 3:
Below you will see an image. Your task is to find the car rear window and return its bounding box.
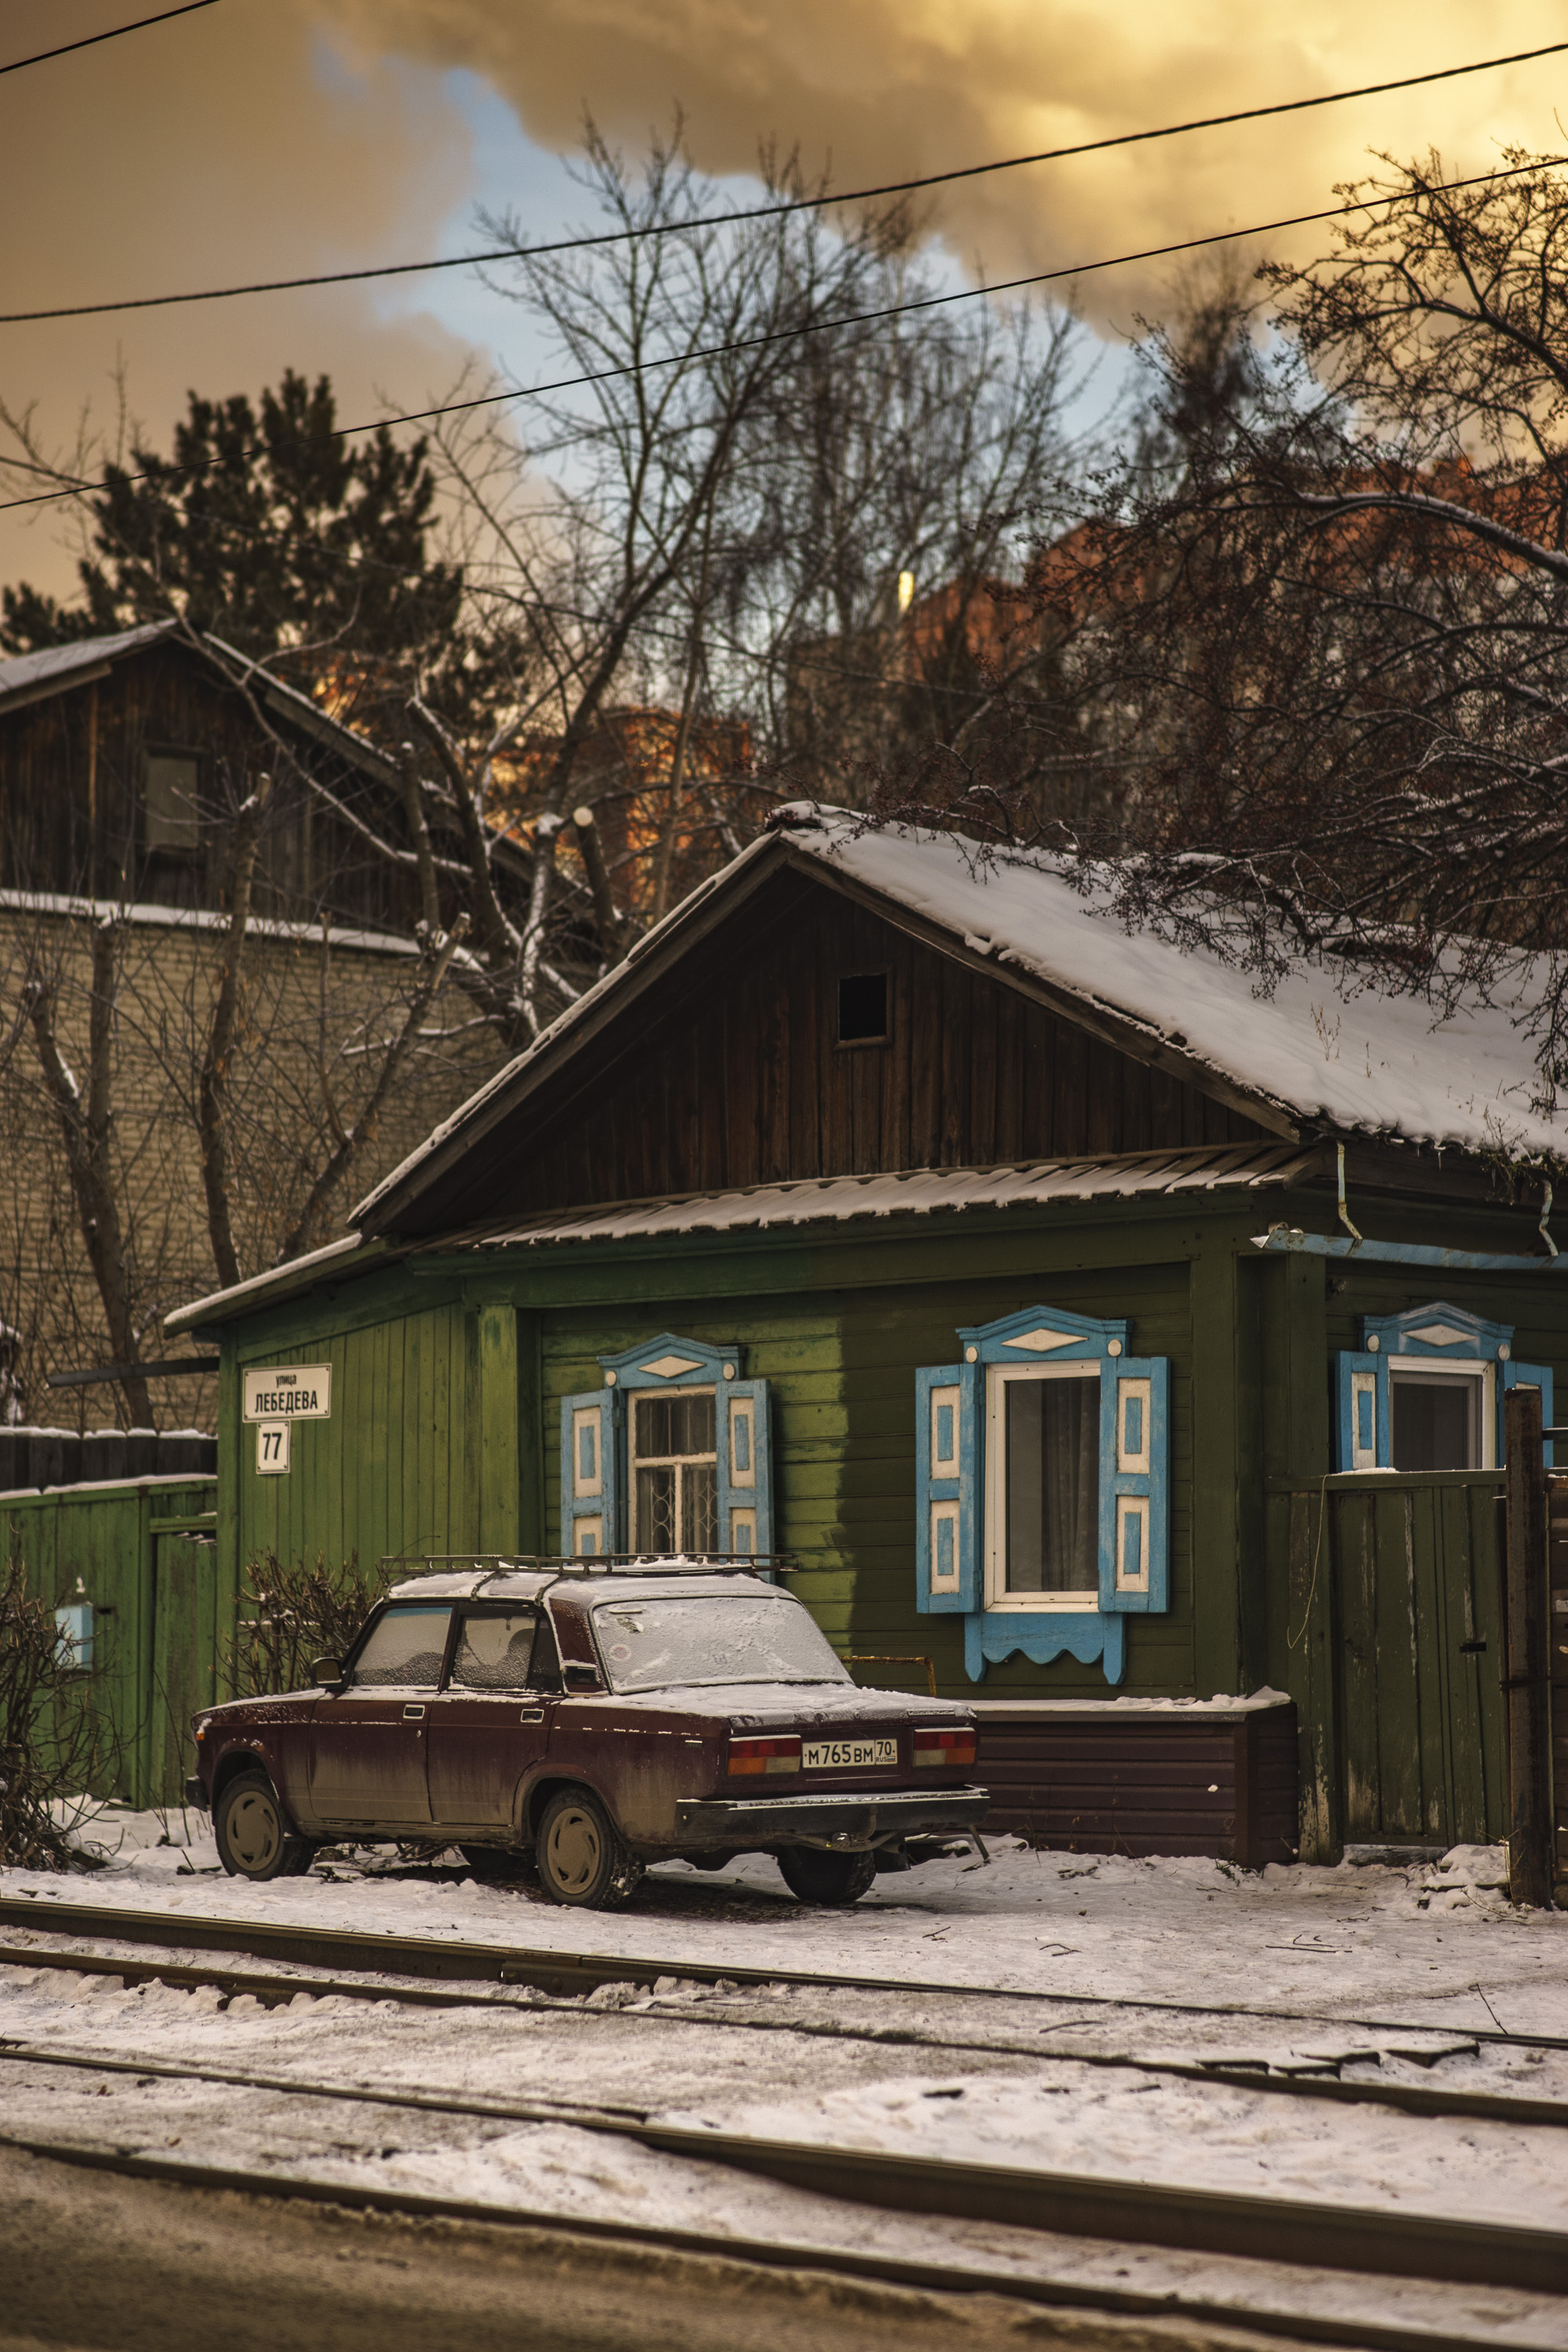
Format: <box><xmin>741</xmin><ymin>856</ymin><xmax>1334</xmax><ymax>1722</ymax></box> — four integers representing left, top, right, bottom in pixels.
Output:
<box><xmin>590</xmin><ymin>1594</ymin><xmax>850</xmax><ymax>1693</ymax></box>
<box><xmin>350</xmin><ymin>1603</ymin><xmax>452</xmax><ymax>1688</ymax></box>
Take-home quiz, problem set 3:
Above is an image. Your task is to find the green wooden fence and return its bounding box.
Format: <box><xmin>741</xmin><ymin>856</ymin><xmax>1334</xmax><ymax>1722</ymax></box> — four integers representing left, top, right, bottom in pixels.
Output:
<box><xmin>3</xmin><ymin>1476</ymin><xmax>222</xmax><ymax>1809</ymax></box>
<box><xmin>1271</xmin><ymin>1469</ymin><xmax>1507</xmax><ymax>1857</ymax></box>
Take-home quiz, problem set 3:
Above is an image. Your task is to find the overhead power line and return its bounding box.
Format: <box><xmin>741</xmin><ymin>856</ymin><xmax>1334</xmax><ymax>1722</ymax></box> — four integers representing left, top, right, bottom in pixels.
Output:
<box><xmin>2</xmin><ymin>40</ymin><xmax>1564</xmax><ymax>325</ymax></box>
<box><xmin>0</xmin><ymin>155</ymin><xmax>1552</xmax><ymax>520</ymax></box>
<box><xmin>0</xmin><ymin>0</ymin><xmax>219</xmax><ymax>78</ymax></box>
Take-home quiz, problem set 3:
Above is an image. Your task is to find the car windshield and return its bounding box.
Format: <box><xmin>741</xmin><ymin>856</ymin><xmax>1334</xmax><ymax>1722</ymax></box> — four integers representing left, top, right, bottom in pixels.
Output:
<box><xmin>590</xmin><ymin>1593</ymin><xmax>851</xmax><ymax>1693</ymax></box>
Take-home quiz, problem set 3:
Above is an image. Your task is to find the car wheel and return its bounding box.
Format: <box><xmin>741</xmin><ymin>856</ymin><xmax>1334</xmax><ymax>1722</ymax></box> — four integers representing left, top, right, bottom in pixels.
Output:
<box><xmin>215</xmin><ymin>1770</ymin><xmax>313</xmax><ymax>1882</ymax></box>
<box><xmin>778</xmin><ymin>1846</ymin><xmax>877</xmax><ymax>1906</ymax></box>
<box><xmin>537</xmin><ymin>1789</ymin><xmax>643</xmax><ymax>1910</ymax></box>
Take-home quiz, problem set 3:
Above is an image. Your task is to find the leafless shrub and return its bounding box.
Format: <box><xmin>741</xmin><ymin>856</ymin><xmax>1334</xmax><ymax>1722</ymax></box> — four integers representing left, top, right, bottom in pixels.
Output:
<box><xmin>0</xmin><ymin>1554</ymin><xmax>110</xmax><ymax>1869</ymax></box>
<box><xmin>227</xmin><ymin>1549</ymin><xmax>387</xmax><ymax>1697</ymax></box>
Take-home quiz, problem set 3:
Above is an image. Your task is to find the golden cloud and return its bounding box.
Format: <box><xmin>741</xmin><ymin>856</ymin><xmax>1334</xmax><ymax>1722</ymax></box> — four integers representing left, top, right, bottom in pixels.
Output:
<box><xmin>4</xmin><ymin>0</ymin><xmax>1566</xmax><ymax>597</ymax></box>
<box><xmin>323</xmin><ymin>0</ymin><xmax>1568</xmax><ymax>318</ymax></box>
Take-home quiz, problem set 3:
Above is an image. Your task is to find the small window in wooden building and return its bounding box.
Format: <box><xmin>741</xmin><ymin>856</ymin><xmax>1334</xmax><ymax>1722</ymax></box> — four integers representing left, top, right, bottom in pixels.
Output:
<box><xmin>837</xmin><ymin>969</ymin><xmax>888</xmax><ymax>1044</ymax></box>
<box><xmin>632</xmin><ymin>1389</ymin><xmax>718</xmax><ymax>1552</ymax></box>
<box><xmin>992</xmin><ymin>1364</ymin><xmax>1101</xmax><ymax>1599</ymax></box>
<box><xmin>1388</xmin><ymin>1368</ymin><xmax>1481</xmax><ymax>1471</ymax></box>
<box><xmin>143</xmin><ymin>752</ymin><xmax>201</xmax><ymax>855</ymax></box>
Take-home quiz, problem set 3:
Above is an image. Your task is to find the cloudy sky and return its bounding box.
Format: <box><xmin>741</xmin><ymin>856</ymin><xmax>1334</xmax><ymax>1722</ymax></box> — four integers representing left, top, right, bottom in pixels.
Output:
<box><xmin>3</xmin><ymin>0</ymin><xmax>1566</xmax><ymax>595</ymax></box>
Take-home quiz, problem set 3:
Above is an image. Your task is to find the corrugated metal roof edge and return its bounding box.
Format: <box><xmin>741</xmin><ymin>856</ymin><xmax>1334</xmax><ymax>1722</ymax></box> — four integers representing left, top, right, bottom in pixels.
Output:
<box><xmin>163</xmin><ymin>1232</ymin><xmax>398</xmax><ymax>1337</ymax></box>
<box><xmin>162</xmin><ymin>1145</ymin><xmax>1327</xmax><ymax>1329</ymax></box>
<box><xmin>454</xmin><ymin>1144</ymin><xmax>1327</xmax><ymax>1251</ymax></box>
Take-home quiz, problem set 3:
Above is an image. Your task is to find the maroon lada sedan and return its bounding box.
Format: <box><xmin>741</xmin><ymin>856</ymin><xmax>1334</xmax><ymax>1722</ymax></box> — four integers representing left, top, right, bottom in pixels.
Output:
<box><xmin>188</xmin><ymin>1557</ymin><xmax>989</xmax><ymax>1909</ymax></box>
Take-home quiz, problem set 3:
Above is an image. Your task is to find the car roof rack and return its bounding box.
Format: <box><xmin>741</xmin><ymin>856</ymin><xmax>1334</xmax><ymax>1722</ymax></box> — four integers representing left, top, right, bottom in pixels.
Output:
<box><xmin>380</xmin><ymin>1551</ymin><xmax>800</xmax><ymax>1580</ymax></box>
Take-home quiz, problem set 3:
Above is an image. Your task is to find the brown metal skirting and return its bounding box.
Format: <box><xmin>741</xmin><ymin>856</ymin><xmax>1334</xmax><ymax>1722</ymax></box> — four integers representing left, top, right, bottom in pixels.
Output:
<box><xmin>974</xmin><ymin>1706</ymin><xmax>1299</xmax><ymax>1866</ymax></box>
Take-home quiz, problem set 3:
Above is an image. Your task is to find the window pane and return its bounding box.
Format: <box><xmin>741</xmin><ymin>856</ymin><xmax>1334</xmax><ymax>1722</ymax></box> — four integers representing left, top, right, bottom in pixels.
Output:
<box><xmin>635</xmin><ymin>1390</ymin><xmax>716</xmax><ymax>1459</ymax></box>
<box><xmin>1391</xmin><ymin>1374</ymin><xmax>1476</xmax><ymax>1471</ymax></box>
<box><xmin>452</xmin><ymin>1612</ymin><xmax>535</xmax><ymax>1690</ymax></box>
<box><xmin>682</xmin><ymin>1461</ymin><xmax>718</xmax><ymax>1551</ymax></box>
<box><xmin>145</xmin><ymin>753</ymin><xmax>201</xmax><ymax>852</ymax></box>
<box><xmin>351</xmin><ymin>1604</ymin><xmax>451</xmax><ymax>1686</ymax></box>
<box><xmin>592</xmin><ymin>1594</ymin><xmax>848</xmax><ymax>1692</ymax></box>
<box><xmin>637</xmin><ymin>1462</ymin><xmax>677</xmax><ymax>1549</ymax></box>
<box><xmin>1006</xmin><ymin>1377</ymin><xmax>1099</xmax><ymax>1592</ymax></box>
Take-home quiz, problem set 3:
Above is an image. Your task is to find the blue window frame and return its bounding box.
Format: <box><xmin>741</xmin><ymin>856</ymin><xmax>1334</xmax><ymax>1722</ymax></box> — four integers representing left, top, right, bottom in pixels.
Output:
<box><xmin>1334</xmin><ymin>1301</ymin><xmax>1554</xmax><ymax>1472</ymax></box>
<box><xmin>916</xmin><ymin>1306</ymin><xmax>1170</xmax><ymax>1686</ymax></box>
<box><xmin>560</xmin><ymin>1333</ymin><xmax>774</xmax><ymax>1556</ymax></box>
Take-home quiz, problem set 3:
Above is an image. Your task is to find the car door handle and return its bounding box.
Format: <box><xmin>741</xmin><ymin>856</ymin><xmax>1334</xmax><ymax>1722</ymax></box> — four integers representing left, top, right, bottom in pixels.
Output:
<box><xmin>518</xmin><ymin>1707</ymin><xmax>543</xmax><ymax>1722</ymax></box>
<box><xmin>403</xmin><ymin>1704</ymin><xmax>426</xmax><ymax>1720</ymax></box>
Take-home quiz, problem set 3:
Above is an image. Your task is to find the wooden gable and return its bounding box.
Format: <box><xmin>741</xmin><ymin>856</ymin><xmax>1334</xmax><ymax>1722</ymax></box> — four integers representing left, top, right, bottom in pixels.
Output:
<box><xmin>0</xmin><ymin>637</ymin><xmax>406</xmax><ymax>930</ymax></box>
<box><xmin>417</xmin><ymin>862</ymin><xmax>1277</xmax><ymax>1233</ymax></box>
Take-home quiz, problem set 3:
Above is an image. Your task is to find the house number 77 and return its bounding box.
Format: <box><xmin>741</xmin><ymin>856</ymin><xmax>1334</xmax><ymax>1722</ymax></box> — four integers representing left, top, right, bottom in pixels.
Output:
<box><xmin>256</xmin><ymin>1421</ymin><xmax>292</xmax><ymax>1475</ymax></box>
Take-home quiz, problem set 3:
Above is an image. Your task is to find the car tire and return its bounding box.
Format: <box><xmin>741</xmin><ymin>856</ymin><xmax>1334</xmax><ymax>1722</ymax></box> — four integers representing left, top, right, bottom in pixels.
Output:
<box><xmin>537</xmin><ymin>1789</ymin><xmax>643</xmax><ymax>1910</ymax></box>
<box><xmin>777</xmin><ymin>1846</ymin><xmax>877</xmax><ymax>1906</ymax></box>
<box><xmin>215</xmin><ymin>1770</ymin><xmax>314</xmax><ymax>1882</ymax></box>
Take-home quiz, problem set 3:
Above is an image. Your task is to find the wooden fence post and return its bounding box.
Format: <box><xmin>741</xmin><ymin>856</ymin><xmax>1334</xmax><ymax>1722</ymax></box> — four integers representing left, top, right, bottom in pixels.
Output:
<box><xmin>1503</xmin><ymin>1386</ymin><xmax>1554</xmax><ymax>1908</ymax></box>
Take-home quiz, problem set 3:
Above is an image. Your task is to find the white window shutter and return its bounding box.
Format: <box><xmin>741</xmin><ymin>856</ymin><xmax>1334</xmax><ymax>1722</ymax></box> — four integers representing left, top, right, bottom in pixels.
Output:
<box><xmin>1335</xmin><ymin>1351</ymin><xmax>1380</xmax><ymax>1470</ymax></box>
<box><xmin>916</xmin><ymin>1362</ymin><xmax>980</xmax><ymax>1612</ymax></box>
<box><xmin>1098</xmin><ymin>1356</ymin><xmax>1169</xmax><ymax>1615</ymax></box>
<box><xmin>718</xmin><ymin>1378</ymin><xmax>774</xmax><ymax>1555</ymax></box>
<box><xmin>559</xmin><ymin>1388</ymin><xmax>621</xmax><ymax>1555</ymax></box>
<box><xmin>1501</xmin><ymin>1359</ymin><xmax>1556</xmax><ymax>1468</ymax></box>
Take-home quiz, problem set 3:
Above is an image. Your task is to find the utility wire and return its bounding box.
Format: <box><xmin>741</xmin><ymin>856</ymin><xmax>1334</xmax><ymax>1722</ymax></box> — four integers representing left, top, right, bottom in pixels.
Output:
<box><xmin>0</xmin><ymin>154</ymin><xmax>1551</xmax><ymax>518</ymax></box>
<box><xmin>2</xmin><ymin>39</ymin><xmax>1563</xmax><ymax>324</ymax></box>
<box><xmin>0</xmin><ymin>0</ymin><xmax>219</xmax><ymax>78</ymax></box>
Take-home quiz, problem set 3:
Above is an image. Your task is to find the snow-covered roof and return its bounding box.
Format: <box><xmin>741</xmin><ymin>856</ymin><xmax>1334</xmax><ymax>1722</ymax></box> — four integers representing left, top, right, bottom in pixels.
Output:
<box><xmin>0</xmin><ymin>623</ymin><xmax>169</xmax><ymax>709</ymax></box>
<box><xmin>164</xmin><ymin>1231</ymin><xmax>382</xmax><ymax>1337</ymax></box>
<box><xmin>354</xmin><ymin>808</ymin><xmax>1568</xmax><ymax>1236</ymax></box>
<box><xmin>796</xmin><ymin>815</ymin><xmax>1568</xmax><ymax>1163</ymax></box>
<box><xmin>0</xmin><ymin>619</ymin><xmax>396</xmax><ymax>784</ymax></box>
<box><xmin>464</xmin><ymin>1145</ymin><xmax>1317</xmax><ymax>1250</ymax></box>
<box><xmin>1</xmin><ymin>887</ymin><xmax>424</xmax><ymax>959</ymax></box>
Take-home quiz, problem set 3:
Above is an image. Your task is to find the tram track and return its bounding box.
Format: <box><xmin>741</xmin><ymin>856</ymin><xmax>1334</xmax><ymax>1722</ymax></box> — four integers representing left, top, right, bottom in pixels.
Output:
<box><xmin>2</xmin><ymin>1892</ymin><xmax>1560</xmax><ymax>2052</ymax></box>
<box><xmin>2</xmin><ymin>1938</ymin><xmax>1564</xmax><ymax>2136</ymax></box>
<box><xmin>1</xmin><ymin>2042</ymin><xmax>1565</xmax><ymax>2299</ymax></box>
<box><xmin>2</xmin><ymin>2128</ymin><xmax>1543</xmax><ymax>2352</ymax></box>
<box><xmin>6</xmin><ymin>1903</ymin><xmax>1568</xmax><ymax>2343</ymax></box>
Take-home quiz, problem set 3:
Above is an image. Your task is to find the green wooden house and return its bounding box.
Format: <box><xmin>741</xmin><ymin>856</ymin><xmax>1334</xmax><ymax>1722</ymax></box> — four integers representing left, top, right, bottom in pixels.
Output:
<box><xmin>163</xmin><ymin>809</ymin><xmax>1568</xmax><ymax>1861</ymax></box>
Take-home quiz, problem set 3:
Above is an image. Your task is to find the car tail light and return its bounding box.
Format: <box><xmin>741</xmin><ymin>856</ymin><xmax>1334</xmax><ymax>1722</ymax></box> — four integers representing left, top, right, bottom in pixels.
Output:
<box><xmin>727</xmin><ymin>1734</ymin><xmax>802</xmax><ymax>1777</ymax></box>
<box><xmin>913</xmin><ymin>1726</ymin><xmax>976</xmax><ymax>1769</ymax></box>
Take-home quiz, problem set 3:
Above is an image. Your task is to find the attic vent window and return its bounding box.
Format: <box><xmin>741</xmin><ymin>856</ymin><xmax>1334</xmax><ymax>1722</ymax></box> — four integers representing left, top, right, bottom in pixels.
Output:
<box><xmin>837</xmin><ymin>971</ymin><xmax>888</xmax><ymax>1045</ymax></box>
<box><xmin>144</xmin><ymin>753</ymin><xmax>201</xmax><ymax>855</ymax></box>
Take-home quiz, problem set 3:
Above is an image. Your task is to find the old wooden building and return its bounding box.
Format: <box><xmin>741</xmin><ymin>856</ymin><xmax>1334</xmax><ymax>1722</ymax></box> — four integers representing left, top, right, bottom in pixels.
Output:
<box><xmin>161</xmin><ymin>809</ymin><xmax>1568</xmax><ymax>1860</ymax></box>
<box><xmin>0</xmin><ymin>625</ymin><xmax>511</xmax><ymax>1425</ymax></box>
<box><xmin>0</xmin><ymin>620</ymin><xmax>424</xmax><ymax>926</ymax></box>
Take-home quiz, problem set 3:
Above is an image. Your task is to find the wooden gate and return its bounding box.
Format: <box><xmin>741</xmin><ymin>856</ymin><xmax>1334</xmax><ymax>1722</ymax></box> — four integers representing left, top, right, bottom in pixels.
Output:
<box><xmin>1549</xmin><ymin>1477</ymin><xmax>1568</xmax><ymax>1898</ymax></box>
<box><xmin>2</xmin><ymin>1476</ymin><xmax>221</xmax><ymax>1808</ymax></box>
<box><xmin>1273</xmin><ymin>1469</ymin><xmax>1507</xmax><ymax>1857</ymax></box>
<box><xmin>148</xmin><ymin>1529</ymin><xmax>223</xmax><ymax>1807</ymax></box>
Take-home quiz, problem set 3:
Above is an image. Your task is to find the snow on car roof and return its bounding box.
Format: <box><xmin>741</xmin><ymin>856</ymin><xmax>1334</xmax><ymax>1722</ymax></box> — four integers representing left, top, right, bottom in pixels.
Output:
<box><xmin>563</xmin><ymin>1571</ymin><xmax>786</xmax><ymax>1605</ymax></box>
<box><xmin>382</xmin><ymin>1561</ymin><xmax>784</xmax><ymax>1604</ymax></box>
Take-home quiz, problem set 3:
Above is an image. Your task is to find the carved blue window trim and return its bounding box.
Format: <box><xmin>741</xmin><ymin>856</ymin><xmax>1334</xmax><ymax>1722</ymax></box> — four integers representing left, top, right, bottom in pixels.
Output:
<box><xmin>916</xmin><ymin>1305</ymin><xmax>1170</xmax><ymax>1688</ymax></box>
<box><xmin>560</xmin><ymin>1333</ymin><xmax>775</xmax><ymax>1555</ymax></box>
<box><xmin>1333</xmin><ymin>1300</ymin><xmax>1553</xmax><ymax>1470</ymax></box>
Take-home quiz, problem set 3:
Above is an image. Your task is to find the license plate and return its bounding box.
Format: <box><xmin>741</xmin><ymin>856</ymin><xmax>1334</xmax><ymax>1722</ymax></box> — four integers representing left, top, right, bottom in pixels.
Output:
<box><xmin>803</xmin><ymin>1737</ymin><xmax>896</xmax><ymax>1770</ymax></box>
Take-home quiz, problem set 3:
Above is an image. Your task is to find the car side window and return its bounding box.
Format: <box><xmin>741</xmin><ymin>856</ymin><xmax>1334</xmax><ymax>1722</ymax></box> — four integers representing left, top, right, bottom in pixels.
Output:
<box><xmin>350</xmin><ymin>1603</ymin><xmax>452</xmax><ymax>1688</ymax></box>
<box><xmin>450</xmin><ymin>1611</ymin><xmax>536</xmax><ymax>1691</ymax></box>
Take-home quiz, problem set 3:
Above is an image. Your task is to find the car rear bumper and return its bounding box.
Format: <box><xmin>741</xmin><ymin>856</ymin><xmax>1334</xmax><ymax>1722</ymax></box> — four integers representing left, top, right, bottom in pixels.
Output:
<box><xmin>673</xmin><ymin>1783</ymin><xmax>989</xmax><ymax>1851</ymax></box>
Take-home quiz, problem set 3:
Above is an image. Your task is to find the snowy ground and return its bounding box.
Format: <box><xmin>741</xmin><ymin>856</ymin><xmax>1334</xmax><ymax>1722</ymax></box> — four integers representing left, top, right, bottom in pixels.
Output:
<box><xmin>2</xmin><ymin>1813</ymin><xmax>1567</xmax><ymax>2345</ymax></box>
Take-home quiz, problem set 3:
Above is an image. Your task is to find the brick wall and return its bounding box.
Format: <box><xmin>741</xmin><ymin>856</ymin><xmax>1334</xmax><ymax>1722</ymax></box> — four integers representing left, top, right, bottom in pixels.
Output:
<box><xmin>0</xmin><ymin>902</ymin><xmax>503</xmax><ymax>1430</ymax></box>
